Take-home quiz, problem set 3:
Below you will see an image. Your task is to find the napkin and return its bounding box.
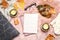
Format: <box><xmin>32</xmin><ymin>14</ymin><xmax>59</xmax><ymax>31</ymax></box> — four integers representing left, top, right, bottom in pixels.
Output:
<box><xmin>50</xmin><ymin>13</ymin><xmax>60</xmax><ymax>35</ymax></box>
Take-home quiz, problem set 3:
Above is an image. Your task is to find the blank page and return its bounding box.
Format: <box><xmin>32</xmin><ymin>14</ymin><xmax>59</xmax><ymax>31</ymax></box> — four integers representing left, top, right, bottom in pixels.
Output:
<box><xmin>24</xmin><ymin>13</ymin><xmax>38</xmax><ymax>33</ymax></box>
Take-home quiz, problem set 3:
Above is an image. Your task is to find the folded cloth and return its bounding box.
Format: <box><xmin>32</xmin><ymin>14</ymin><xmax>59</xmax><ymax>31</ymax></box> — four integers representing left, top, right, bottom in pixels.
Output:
<box><xmin>0</xmin><ymin>11</ymin><xmax>19</xmax><ymax>40</ymax></box>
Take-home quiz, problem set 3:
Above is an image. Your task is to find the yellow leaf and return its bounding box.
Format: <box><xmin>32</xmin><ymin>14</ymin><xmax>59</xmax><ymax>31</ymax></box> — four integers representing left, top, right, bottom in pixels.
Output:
<box><xmin>13</xmin><ymin>0</ymin><xmax>25</xmax><ymax>10</ymax></box>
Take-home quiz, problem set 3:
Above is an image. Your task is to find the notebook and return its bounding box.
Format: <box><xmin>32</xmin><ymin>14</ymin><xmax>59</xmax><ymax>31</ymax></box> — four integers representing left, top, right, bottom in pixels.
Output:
<box><xmin>23</xmin><ymin>13</ymin><xmax>38</xmax><ymax>33</ymax></box>
<box><xmin>0</xmin><ymin>11</ymin><xmax>19</xmax><ymax>40</ymax></box>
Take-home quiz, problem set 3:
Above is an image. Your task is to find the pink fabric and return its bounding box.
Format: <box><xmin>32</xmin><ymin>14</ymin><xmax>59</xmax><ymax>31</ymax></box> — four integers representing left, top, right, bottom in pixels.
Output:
<box><xmin>11</xmin><ymin>0</ymin><xmax>60</xmax><ymax>40</ymax></box>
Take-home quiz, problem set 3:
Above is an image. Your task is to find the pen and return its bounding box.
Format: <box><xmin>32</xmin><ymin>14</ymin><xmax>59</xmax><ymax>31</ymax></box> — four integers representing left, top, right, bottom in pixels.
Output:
<box><xmin>25</xmin><ymin>3</ymin><xmax>36</xmax><ymax>10</ymax></box>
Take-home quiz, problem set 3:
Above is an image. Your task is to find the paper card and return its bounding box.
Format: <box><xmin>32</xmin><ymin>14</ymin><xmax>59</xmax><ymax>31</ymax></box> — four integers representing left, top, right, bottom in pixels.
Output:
<box><xmin>23</xmin><ymin>13</ymin><xmax>38</xmax><ymax>33</ymax></box>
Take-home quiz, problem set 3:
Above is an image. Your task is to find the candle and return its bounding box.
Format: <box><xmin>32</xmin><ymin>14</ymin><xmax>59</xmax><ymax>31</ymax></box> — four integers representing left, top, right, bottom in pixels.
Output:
<box><xmin>41</xmin><ymin>23</ymin><xmax>50</xmax><ymax>32</ymax></box>
<box><xmin>10</xmin><ymin>9</ymin><xmax>17</xmax><ymax>18</ymax></box>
